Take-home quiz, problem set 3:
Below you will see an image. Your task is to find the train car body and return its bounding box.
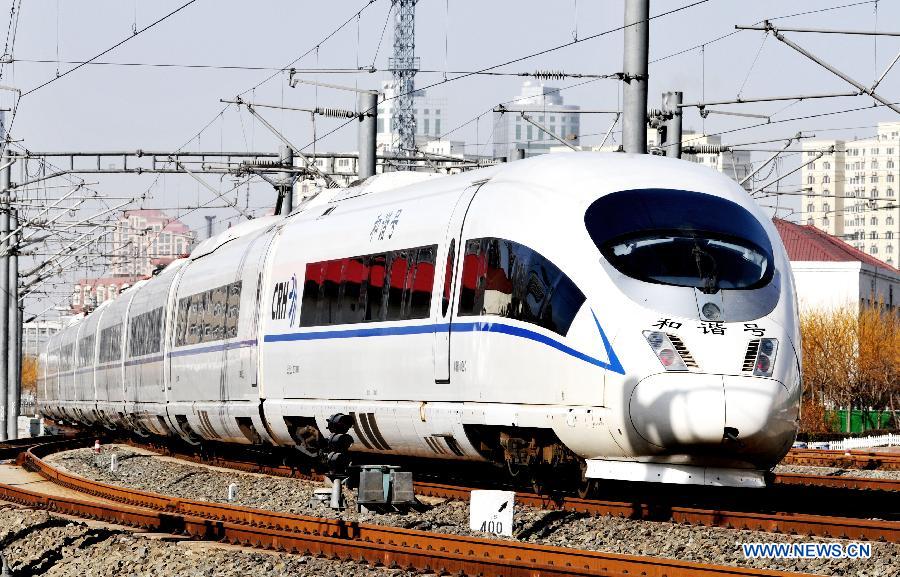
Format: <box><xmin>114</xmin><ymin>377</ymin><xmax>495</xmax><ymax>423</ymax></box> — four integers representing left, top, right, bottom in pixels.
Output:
<box><xmin>38</xmin><ymin>153</ymin><xmax>802</xmax><ymax>487</ymax></box>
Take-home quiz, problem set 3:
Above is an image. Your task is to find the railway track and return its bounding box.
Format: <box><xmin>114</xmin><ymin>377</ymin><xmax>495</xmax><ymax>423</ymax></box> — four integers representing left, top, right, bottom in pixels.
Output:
<box><xmin>13</xmin><ymin>436</ymin><xmax>900</xmax><ymax>544</ymax></box>
<box><xmin>0</xmin><ymin>438</ymin><xmax>825</xmax><ymax>577</ymax></box>
<box><xmin>116</xmin><ymin>437</ymin><xmax>900</xmax><ymax>539</ymax></box>
<box><xmin>784</xmin><ymin>448</ymin><xmax>900</xmax><ymax>471</ymax></box>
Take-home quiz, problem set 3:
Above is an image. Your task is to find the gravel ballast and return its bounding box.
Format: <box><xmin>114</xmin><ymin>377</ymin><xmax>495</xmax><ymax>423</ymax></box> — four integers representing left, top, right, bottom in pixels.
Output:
<box><xmin>43</xmin><ymin>445</ymin><xmax>900</xmax><ymax>576</ymax></box>
<box><xmin>0</xmin><ymin>508</ymin><xmax>415</xmax><ymax>577</ymax></box>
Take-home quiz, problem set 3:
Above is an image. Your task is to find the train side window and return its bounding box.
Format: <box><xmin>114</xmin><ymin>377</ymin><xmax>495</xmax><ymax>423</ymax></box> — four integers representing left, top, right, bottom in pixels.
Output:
<box><xmin>225</xmin><ymin>281</ymin><xmax>241</xmax><ymax>338</ymax></box>
<box><xmin>77</xmin><ymin>335</ymin><xmax>95</xmax><ymax>367</ymax></box>
<box><xmin>442</xmin><ymin>240</ymin><xmax>455</xmax><ymax>317</ymax></box>
<box><xmin>300</xmin><ymin>262</ymin><xmax>325</xmax><ymax>327</ymax></box>
<box><xmin>177</xmin><ymin>297</ymin><xmax>190</xmax><ymax>347</ymax></box>
<box><xmin>457</xmin><ymin>237</ymin><xmax>585</xmax><ymax>336</ymax></box>
<box><xmin>366</xmin><ymin>254</ymin><xmax>387</xmax><ymax>321</ymax></box>
<box><xmin>99</xmin><ymin>324</ymin><xmax>122</xmax><ymax>363</ymax></box>
<box><xmin>149</xmin><ymin>307</ymin><xmax>163</xmax><ymax>354</ymax></box>
<box><xmin>386</xmin><ymin>251</ymin><xmax>409</xmax><ymax>321</ymax></box>
<box><xmin>188</xmin><ymin>297</ymin><xmax>200</xmax><ymax>345</ymax></box>
<box><xmin>483</xmin><ymin>238</ymin><xmax>514</xmax><ymax>316</ymax></box>
<box><xmin>409</xmin><ymin>245</ymin><xmax>436</xmax><ymax>319</ymax></box>
<box><xmin>320</xmin><ymin>259</ymin><xmax>344</xmax><ymax>325</ymax></box>
<box><xmin>458</xmin><ymin>239</ymin><xmax>486</xmax><ymax>316</ymax></box>
<box><xmin>213</xmin><ymin>285</ymin><xmax>228</xmax><ymax>341</ymax></box>
<box><xmin>60</xmin><ymin>344</ymin><xmax>73</xmax><ymax>372</ymax></box>
<box><xmin>338</xmin><ymin>257</ymin><xmax>367</xmax><ymax>324</ymax></box>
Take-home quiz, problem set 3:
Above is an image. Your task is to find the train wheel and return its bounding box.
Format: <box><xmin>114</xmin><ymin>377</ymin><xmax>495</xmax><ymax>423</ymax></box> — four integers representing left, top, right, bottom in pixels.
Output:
<box><xmin>576</xmin><ymin>478</ymin><xmax>596</xmax><ymax>499</ymax></box>
<box><xmin>576</xmin><ymin>461</ymin><xmax>595</xmax><ymax>498</ymax></box>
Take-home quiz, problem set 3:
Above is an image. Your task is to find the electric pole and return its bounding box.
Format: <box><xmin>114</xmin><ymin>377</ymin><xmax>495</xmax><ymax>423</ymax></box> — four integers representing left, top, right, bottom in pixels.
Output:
<box><xmin>662</xmin><ymin>91</ymin><xmax>683</xmax><ymax>158</ymax></box>
<box><xmin>8</xmin><ymin>206</ymin><xmax>18</xmax><ymax>438</ymax></box>
<box><xmin>278</xmin><ymin>145</ymin><xmax>294</xmax><ymax>215</ymax></box>
<box><xmin>622</xmin><ymin>0</ymin><xmax>649</xmax><ymax>154</ymax></box>
<box><xmin>0</xmin><ymin>152</ymin><xmax>9</xmax><ymax>440</ymax></box>
<box><xmin>358</xmin><ymin>91</ymin><xmax>378</xmax><ymax>181</ymax></box>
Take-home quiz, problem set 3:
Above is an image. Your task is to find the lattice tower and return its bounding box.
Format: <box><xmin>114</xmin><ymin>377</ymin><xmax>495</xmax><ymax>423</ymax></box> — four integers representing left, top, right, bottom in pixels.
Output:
<box><xmin>389</xmin><ymin>0</ymin><xmax>419</xmax><ymax>169</ymax></box>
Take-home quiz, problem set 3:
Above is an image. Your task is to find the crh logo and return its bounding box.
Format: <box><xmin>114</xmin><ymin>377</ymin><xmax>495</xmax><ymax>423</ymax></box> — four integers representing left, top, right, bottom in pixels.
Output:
<box><xmin>272</xmin><ymin>274</ymin><xmax>298</xmax><ymax>326</ymax></box>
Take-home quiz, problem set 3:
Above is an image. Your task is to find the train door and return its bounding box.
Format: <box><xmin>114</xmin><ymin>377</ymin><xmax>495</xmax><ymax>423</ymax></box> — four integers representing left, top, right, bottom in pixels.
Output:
<box><xmin>433</xmin><ymin>182</ymin><xmax>485</xmax><ymax>384</ymax></box>
<box><xmin>223</xmin><ymin>230</ymin><xmax>275</xmax><ymax>402</ymax></box>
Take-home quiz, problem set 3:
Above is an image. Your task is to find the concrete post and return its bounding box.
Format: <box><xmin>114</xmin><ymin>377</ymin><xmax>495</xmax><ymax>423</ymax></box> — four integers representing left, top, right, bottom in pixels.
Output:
<box><xmin>205</xmin><ymin>215</ymin><xmax>215</xmax><ymax>240</ymax></box>
<box><xmin>663</xmin><ymin>91</ymin><xmax>683</xmax><ymax>159</ymax></box>
<box><xmin>0</xmin><ymin>153</ymin><xmax>9</xmax><ymax>441</ymax></box>
<box><xmin>622</xmin><ymin>0</ymin><xmax>649</xmax><ymax>154</ymax></box>
<box><xmin>279</xmin><ymin>145</ymin><xmax>294</xmax><ymax>215</ymax></box>
<box><xmin>358</xmin><ymin>92</ymin><xmax>378</xmax><ymax>181</ymax></box>
<box><xmin>8</xmin><ymin>208</ymin><xmax>17</xmax><ymax>439</ymax></box>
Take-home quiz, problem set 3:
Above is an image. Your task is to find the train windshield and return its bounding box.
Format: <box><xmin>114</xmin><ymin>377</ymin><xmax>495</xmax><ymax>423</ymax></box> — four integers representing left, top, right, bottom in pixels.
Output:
<box><xmin>584</xmin><ymin>189</ymin><xmax>773</xmax><ymax>292</ymax></box>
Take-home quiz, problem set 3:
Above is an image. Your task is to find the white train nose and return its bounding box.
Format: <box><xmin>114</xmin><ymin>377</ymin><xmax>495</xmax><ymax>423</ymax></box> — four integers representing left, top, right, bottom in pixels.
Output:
<box><xmin>629</xmin><ymin>373</ymin><xmax>792</xmax><ymax>450</ymax></box>
<box><xmin>722</xmin><ymin>375</ymin><xmax>795</xmax><ymax>456</ymax></box>
<box><xmin>629</xmin><ymin>372</ymin><xmax>725</xmax><ymax>447</ymax></box>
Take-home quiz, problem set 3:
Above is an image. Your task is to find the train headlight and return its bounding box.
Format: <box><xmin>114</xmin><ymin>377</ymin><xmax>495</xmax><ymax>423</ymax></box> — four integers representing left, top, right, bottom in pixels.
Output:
<box><xmin>643</xmin><ymin>330</ymin><xmax>688</xmax><ymax>371</ymax></box>
<box><xmin>752</xmin><ymin>338</ymin><xmax>778</xmax><ymax>377</ymax></box>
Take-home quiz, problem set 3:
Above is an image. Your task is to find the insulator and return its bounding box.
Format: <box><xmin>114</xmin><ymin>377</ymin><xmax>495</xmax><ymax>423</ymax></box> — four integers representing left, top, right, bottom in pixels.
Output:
<box><xmin>532</xmin><ymin>69</ymin><xmax>567</xmax><ymax>80</ymax></box>
<box><xmin>314</xmin><ymin>107</ymin><xmax>358</xmax><ymax>119</ymax></box>
<box><xmin>684</xmin><ymin>145</ymin><xmax>728</xmax><ymax>155</ymax></box>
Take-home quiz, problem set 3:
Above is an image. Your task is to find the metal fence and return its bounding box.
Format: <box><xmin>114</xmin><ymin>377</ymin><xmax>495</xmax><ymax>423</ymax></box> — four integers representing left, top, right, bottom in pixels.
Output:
<box><xmin>806</xmin><ymin>433</ymin><xmax>898</xmax><ymax>451</ymax></box>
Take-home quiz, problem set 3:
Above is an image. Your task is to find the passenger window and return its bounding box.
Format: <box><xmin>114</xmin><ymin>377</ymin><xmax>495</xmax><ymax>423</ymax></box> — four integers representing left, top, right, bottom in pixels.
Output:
<box><xmin>442</xmin><ymin>240</ymin><xmax>455</xmax><ymax>317</ymax></box>
<box><xmin>202</xmin><ymin>290</ymin><xmax>214</xmax><ymax>343</ymax></box>
<box><xmin>386</xmin><ymin>251</ymin><xmax>409</xmax><ymax>321</ymax></box>
<box><xmin>300</xmin><ymin>245</ymin><xmax>437</xmax><ymax>327</ymax></box>
<box><xmin>458</xmin><ymin>239</ymin><xmax>486</xmax><ymax>316</ymax></box>
<box><xmin>366</xmin><ymin>254</ymin><xmax>387</xmax><ymax>321</ymax></box>
<box><xmin>300</xmin><ymin>262</ymin><xmax>325</xmax><ymax>327</ymax></box>
<box><xmin>213</xmin><ymin>285</ymin><xmax>228</xmax><ymax>341</ymax></box>
<box><xmin>225</xmin><ymin>282</ymin><xmax>241</xmax><ymax>338</ymax></box>
<box><xmin>188</xmin><ymin>298</ymin><xmax>200</xmax><ymax>345</ymax></box>
<box><xmin>457</xmin><ymin>238</ymin><xmax>585</xmax><ymax>337</ymax></box>
<box><xmin>410</xmin><ymin>246</ymin><xmax>435</xmax><ymax>319</ymax></box>
<box><xmin>320</xmin><ymin>259</ymin><xmax>344</xmax><ymax>325</ymax></box>
<box><xmin>483</xmin><ymin>238</ymin><xmax>513</xmax><ymax>316</ymax></box>
<box><xmin>339</xmin><ymin>257</ymin><xmax>367</xmax><ymax>324</ymax></box>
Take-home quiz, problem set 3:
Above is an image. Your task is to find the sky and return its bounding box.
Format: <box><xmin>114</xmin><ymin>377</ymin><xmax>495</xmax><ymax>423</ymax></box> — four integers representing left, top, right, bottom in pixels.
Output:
<box><xmin>3</xmin><ymin>0</ymin><xmax>900</xmax><ymax>319</ymax></box>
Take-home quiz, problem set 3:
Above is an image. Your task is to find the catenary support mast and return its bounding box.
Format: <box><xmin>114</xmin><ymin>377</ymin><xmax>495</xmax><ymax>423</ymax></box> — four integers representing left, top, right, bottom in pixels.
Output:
<box><xmin>389</xmin><ymin>0</ymin><xmax>419</xmax><ymax>169</ymax></box>
<box><xmin>663</xmin><ymin>91</ymin><xmax>683</xmax><ymax>159</ymax></box>
<box><xmin>622</xmin><ymin>0</ymin><xmax>649</xmax><ymax>154</ymax></box>
<box><xmin>358</xmin><ymin>91</ymin><xmax>378</xmax><ymax>181</ymax></box>
<box><xmin>8</xmin><ymin>207</ymin><xmax>17</xmax><ymax>438</ymax></box>
<box><xmin>0</xmin><ymin>152</ymin><xmax>9</xmax><ymax>440</ymax></box>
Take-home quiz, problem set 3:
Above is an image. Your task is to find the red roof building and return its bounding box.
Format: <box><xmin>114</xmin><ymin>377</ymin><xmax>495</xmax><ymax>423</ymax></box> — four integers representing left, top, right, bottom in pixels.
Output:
<box><xmin>774</xmin><ymin>219</ymin><xmax>898</xmax><ymax>274</ymax></box>
<box><xmin>774</xmin><ymin>218</ymin><xmax>898</xmax><ymax>311</ymax></box>
<box><xmin>110</xmin><ymin>209</ymin><xmax>193</xmax><ymax>277</ymax></box>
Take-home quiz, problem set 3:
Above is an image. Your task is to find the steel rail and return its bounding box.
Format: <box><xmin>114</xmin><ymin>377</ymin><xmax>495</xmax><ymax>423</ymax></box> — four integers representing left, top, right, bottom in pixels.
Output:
<box><xmin>0</xmin><ymin>438</ymin><xmax>817</xmax><ymax>577</ymax></box>
<box><xmin>784</xmin><ymin>448</ymin><xmax>900</xmax><ymax>471</ymax></box>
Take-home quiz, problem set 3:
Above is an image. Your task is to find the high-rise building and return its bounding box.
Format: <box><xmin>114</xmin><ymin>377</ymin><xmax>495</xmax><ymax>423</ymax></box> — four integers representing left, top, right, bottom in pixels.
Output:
<box><xmin>71</xmin><ymin>275</ymin><xmax>143</xmax><ymax>314</ymax></box>
<box><xmin>493</xmin><ymin>80</ymin><xmax>581</xmax><ymax>160</ymax></box>
<box><xmin>801</xmin><ymin>121</ymin><xmax>900</xmax><ymax>268</ymax></box>
<box><xmin>109</xmin><ymin>209</ymin><xmax>194</xmax><ymax>277</ymax></box>
<box><xmin>22</xmin><ymin>320</ymin><xmax>61</xmax><ymax>358</ymax></box>
<box><xmin>376</xmin><ymin>80</ymin><xmax>447</xmax><ymax>153</ymax></box>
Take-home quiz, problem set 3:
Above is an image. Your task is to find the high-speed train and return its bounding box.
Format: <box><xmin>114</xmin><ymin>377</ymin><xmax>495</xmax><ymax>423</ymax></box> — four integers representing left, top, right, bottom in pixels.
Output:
<box><xmin>38</xmin><ymin>153</ymin><xmax>801</xmax><ymax>488</ymax></box>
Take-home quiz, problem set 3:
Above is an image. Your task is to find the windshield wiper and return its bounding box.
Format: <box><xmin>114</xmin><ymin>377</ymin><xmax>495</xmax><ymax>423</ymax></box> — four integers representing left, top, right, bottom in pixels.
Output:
<box><xmin>692</xmin><ymin>242</ymin><xmax>719</xmax><ymax>294</ymax></box>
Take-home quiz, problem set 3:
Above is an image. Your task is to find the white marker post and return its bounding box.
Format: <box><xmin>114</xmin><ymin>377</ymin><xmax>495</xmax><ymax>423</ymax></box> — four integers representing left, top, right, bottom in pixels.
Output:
<box><xmin>469</xmin><ymin>490</ymin><xmax>514</xmax><ymax>537</ymax></box>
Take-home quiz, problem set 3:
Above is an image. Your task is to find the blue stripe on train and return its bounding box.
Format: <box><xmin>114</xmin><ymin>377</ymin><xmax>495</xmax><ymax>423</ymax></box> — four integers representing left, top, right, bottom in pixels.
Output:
<box><xmin>263</xmin><ymin>312</ymin><xmax>624</xmax><ymax>375</ymax></box>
